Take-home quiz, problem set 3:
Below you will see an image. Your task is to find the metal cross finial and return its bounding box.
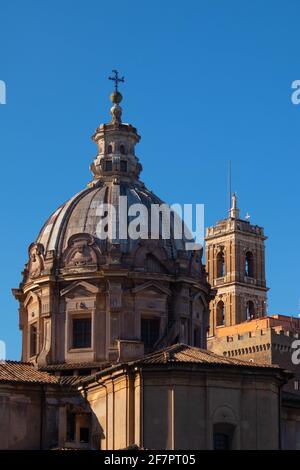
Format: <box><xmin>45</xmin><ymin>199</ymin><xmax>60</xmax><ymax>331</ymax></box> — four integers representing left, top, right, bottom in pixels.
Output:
<box><xmin>109</xmin><ymin>69</ymin><xmax>125</xmax><ymax>92</ymax></box>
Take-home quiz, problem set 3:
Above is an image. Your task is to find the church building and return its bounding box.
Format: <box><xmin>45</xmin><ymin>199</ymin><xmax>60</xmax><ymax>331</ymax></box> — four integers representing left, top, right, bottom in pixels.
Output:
<box><xmin>1</xmin><ymin>75</ymin><xmax>300</xmax><ymax>450</ymax></box>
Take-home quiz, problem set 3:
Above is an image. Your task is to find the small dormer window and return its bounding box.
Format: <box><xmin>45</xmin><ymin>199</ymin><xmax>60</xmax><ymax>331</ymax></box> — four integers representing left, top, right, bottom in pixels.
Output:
<box><xmin>107</xmin><ymin>144</ymin><xmax>113</xmax><ymax>154</ymax></box>
<box><xmin>120</xmin><ymin>160</ymin><xmax>127</xmax><ymax>172</ymax></box>
<box><xmin>120</xmin><ymin>144</ymin><xmax>126</xmax><ymax>155</ymax></box>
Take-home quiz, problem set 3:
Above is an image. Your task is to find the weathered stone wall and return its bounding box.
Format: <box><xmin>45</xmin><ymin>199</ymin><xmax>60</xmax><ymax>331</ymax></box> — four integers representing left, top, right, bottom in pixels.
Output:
<box><xmin>0</xmin><ymin>383</ymin><xmax>62</xmax><ymax>450</ymax></box>
<box><xmin>85</xmin><ymin>365</ymin><xmax>282</xmax><ymax>450</ymax></box>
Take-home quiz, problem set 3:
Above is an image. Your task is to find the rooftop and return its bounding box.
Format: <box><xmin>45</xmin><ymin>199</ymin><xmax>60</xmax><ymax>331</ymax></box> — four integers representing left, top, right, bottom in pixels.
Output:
<box><xmin>79</xmin><ymin>343</ymin><xmax>283</xmax><ymax>387</ymax></box>
<box><xmin>0</xmin><ymin>343</ymin><xmax>287</xmax><ymax>388</ymax></box>
<box><xmin>131</xmin><ymin>343</ymin><xmax>280</xmax><ymax>368</ymax></box>
<box><xmin>210</xmin><ymin>314</ymin><xmax>300</xmax><ymax>339</ymax></box>
<box><xmin>41</xmin><ymin>361</ymin><xmax>110</xmax><ymax>372</ymax></box>
<box><xmin>0</xmin><ymin>361</ymin><xmax>59</xmax><ymax>385</ymax></box>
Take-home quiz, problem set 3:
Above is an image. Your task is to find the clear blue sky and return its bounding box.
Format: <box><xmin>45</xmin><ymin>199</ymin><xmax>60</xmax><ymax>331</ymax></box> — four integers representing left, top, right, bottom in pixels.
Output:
<box><xmin>1</xmin><ymin>0</ymin><xmax>300</xmax><ymax>359</ymax></box>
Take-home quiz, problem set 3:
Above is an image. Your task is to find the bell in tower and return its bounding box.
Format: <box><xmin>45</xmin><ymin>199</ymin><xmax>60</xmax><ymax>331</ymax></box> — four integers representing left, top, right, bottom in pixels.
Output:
<box><xmin>205</xmin><ymin>193</ymin><xmax>268</xmax><ymax>338</ymax></box>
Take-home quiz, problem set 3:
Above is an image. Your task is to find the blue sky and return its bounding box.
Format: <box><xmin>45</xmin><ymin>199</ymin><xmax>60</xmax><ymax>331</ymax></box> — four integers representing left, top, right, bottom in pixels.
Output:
<box><xmin>1</xmin><ymin>0</ymin><xmax>300</xmax><ymax>359</ymax></box>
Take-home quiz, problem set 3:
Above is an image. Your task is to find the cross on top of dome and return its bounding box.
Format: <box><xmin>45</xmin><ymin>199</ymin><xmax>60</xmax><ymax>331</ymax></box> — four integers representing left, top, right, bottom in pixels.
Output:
<box><xmin>109</xmin><ymin>69</ymin><xmax>125</xmax><ymax>92</ymax></box>
<box><xmin>108</xmin><ymin>70</ymin><xmax>125</xmax><ymax>125</ymax></box>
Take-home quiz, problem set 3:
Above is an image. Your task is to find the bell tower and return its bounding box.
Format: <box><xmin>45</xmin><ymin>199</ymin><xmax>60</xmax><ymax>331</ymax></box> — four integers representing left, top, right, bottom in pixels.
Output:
<box><xmin>205</xmin><ymin>193</ymin><xmax>268</xmax><ymax>337</ymax></box>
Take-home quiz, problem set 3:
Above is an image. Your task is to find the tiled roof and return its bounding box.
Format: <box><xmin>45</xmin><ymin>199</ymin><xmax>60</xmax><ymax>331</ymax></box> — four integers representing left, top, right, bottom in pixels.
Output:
<box><xmin>79</xmin><ymin>343</ymin><xmax>283</xmax><ymax>387</ymax></box>
<box><xmin>0</xmin><ymin>361</ymin><xmax>59</xmax><ymax>384</ymax></box>
<box><xmin>59</xmin><ymin>376</ymin><xmax>88</xmax><ymax>386</ymax></box>
<box><xmin>132</xmin><ymin>344</ymin><xmax>280</xmax><ymax>369</ymax></box>
<box><xmin>41</xmin><ymin>361</ymin><xmax>110</xmax><ymax>371</ymax></box>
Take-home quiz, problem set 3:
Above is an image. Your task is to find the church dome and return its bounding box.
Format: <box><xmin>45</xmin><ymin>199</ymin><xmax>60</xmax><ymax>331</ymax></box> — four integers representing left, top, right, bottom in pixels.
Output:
<box><xmin>14</xmin><ymin>74</ymin><xmax>211</xmax><ymax>368</ymax></box>
<box><xmin>36</xmin><ymin>177</ymin><xmax>187</xmax><ymax>260</ymax></box>
<box><xmin>34</xmin><ymin>86</ymin><xmax>192</xmax><ymax>267</ymax></box>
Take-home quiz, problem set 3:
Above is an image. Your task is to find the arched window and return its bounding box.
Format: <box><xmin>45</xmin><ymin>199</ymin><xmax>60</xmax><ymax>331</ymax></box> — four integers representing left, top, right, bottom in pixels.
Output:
<box><xmin>216</xmin><ymin>300</ymin><xmax>225</xmax><ymax>327</ymax></box>
<box><xmin>245</xmin><ymin>251</ymin><xmax>254</xmax><ymax>277</ymax></box>
<box><xmin>107</xmin><ymin>144</ymin><xmax>113</xmax><ymax>154</ymax></box>
<box><xmin>120</xmin><ymin>144</ymin><xmax>127</xmax><ymax>155</ymax></box>
<box><xmin>217</xmin><ymin>251</ymin><xmax>225</xmax><ymax>278</ymax></box>
<box><xmin>246</xmin><ymin>300</ymin><xmax>255</xmax><ymax>320</ymax></box>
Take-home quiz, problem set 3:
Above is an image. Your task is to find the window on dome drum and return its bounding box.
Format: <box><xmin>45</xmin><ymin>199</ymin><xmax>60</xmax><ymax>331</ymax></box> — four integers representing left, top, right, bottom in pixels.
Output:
<box><xmin>72</xmin><ymin>317</ymin><xmax>91</xmax><ymax>349</ymax></box>
<box><xmin>217</xmin><ymin>251</ymin><xmax>225</xmax><ymax>278</ymax></box>
<box><xmin>141</xmin><ymin>318</ymin><xmax>160</xmax><ymax>352</ymax></box>
<box><xmin>213</xmin><ymin>423</ymin><xmax>235</xmax><ymax>450</ymax></box>
<box><xmin>29</xmin><ymin>322</ymin><xmax>37</xmax><ymax>357</ymax></box>
<box><xmin>294</xmin><ymin>380</ymin><xmax>299</xmax><ymax>391</ymax></box>
<box><xmin>245</xmin><ymin>251</ymin><xmax>254</xmax><ymax>277</ymax></box>
<box><xmin>246</xmin><ymin>300</ymin><xmax>255</xmax><ymax>320</ymax></box>
<box><xmin>120</xmin><ymin>160</ymin><xmax>127</xmax><ymax>172</ymax></box>
<box><xmin>105</xmin><ymin>160</ymin><xmax>112</xmax><ymax>172</ymax></box>
<box><xmin>120</xmin><ymin>144</ymin><xmax>127</xmax><ymax>155</ymax></box>
<box><xmin>216</xmin><ymin>300</ymin><xmax>225</xmax><ymax>327</ymax></box>
<box><xmin>107</xmin><ymin>144</ymin><xmax>113</xmax><ymax>154</ymax></box>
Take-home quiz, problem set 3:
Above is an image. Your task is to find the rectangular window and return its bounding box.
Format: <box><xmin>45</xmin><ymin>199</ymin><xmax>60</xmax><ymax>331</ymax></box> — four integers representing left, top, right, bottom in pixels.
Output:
<box><xmin>80</xmin><ymin>427</ymin><xmax>90</xmax><ymax>443</ymax></box>
<box><xmin>105</xmin><ymin>160</ymin><xmax>112</xmax><ymax>171</ymax></box>
<box><xmin>141</xmin><ymin>318</ymin><xmax>160</xmax><ymax>352</ymax></box>
<box><xmin>120</xmin><ymin>160</ymin><xmax>127</xmax><ymax>172</ymax></box>
<box><xmin>72</xmin><ymin>318</ymin><xmax>91</xmax><ymax>349</ymax></box>
<box><xmin>213</xmin><ymin>432</ymin><xmax>230</xmax><ymax>450</ymax></box>
<box><xmin>294</xmin><ymin>380</ymin><xmax>299</xmax><ymax>391</ymax></box>
<box><xmin>30</xmin><ymin>323</ymin><xmax>37</xmax><ymax>357</ymax></box>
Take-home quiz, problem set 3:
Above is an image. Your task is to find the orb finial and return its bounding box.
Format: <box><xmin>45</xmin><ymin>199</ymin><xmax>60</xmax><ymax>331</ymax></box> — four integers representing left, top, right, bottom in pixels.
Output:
<box><xmin>108</xmin><ymin>70</ymin><xmax>125</xmax><ymax>125</ymax></box>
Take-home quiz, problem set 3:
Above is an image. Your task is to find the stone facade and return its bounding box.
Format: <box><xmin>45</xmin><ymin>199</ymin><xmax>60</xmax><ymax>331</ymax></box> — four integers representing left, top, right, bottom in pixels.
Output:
<box><xmin>207</xmin><ymin>315</ymin><xmax>300</xmax><ymax>395</ymax></box>
<box><xmin>83</xmin><ymin>345</ymin><xmax>286</xmax><ymax>450</ymax></box>
<box><xmin>206</xmin><ymin>199</ymin><xmax>300</xmax><ymax>449</ymax></box>
<box><xmin>0</xmin><ymin>345</ymin><xmax>290</xmax><ymax>450</ymax></box>
<box><xmin>205</xmin><ymin>194</ymin><xmax>268</xmax><ymax>336</ymax></box>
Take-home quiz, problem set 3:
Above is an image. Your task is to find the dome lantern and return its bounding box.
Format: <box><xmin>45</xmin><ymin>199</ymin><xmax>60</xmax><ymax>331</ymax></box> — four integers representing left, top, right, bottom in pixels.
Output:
<box><xmin>89</xmin><ymin>70</ymin><xmax>142</xmax><ymax>185</ymax></box>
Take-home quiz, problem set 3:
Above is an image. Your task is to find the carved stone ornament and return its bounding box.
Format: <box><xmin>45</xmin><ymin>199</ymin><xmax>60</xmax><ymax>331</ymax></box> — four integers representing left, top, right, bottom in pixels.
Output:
<box><xmin>28</xmin><ymin>243</ymin><xmax>45</xmax><ymax>279</ymax></box>
<box><xmin>189</xmin><ymin>248</ymin><xmax>204</xmax><ymax>275</ymax></box>
<box><xmin>63</xmin><ymin>233</ymin><xmax>99</xmax><ymax>268</ymax></box>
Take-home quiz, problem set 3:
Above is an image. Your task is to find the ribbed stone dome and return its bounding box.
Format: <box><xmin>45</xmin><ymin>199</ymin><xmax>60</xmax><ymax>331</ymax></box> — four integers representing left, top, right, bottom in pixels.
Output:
<box><xmin>36</xmin><ymin>180</ymin><xmax>188</xmax><ymax>259</ymax></box>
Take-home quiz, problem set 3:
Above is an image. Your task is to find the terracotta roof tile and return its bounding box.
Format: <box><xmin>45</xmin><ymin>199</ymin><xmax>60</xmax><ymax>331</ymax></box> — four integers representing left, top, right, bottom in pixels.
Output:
<box><xmin>79</xmin><ymin>343</ymin><xmax>282</xmax><ymax>387</ymax></box>
<box><xmin>0</xmin><ymin>361</ymin><xmax>59</xmax><ymax>384</ymax></box>
<box><xmin>41</xmin><ymin>362</ymin><xmax>110</xmax><ymax>371</ymax></box>
<box><xmin>132</xmin><ymin>343</ymin><xmax>280</xmax><ymax>369</ymax></box>
<box><xmin>59</xmin><ymin>376</ymin><xmax>88</xmax><ymax>386</ymax></box>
